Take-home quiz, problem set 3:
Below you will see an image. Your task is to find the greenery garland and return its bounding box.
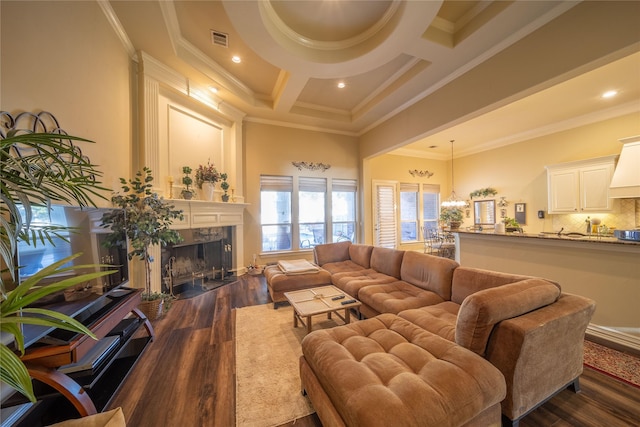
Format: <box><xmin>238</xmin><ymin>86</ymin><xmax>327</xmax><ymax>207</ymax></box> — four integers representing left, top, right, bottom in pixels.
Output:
<box><xmin>469</xmin><ymin>187</ymin><xmax>498</xmax><ymax>199</ymax></box>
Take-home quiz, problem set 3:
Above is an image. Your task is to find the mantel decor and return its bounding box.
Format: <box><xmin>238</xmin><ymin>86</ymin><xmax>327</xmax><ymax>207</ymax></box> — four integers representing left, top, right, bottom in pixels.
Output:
<box><xmin>291</xmin><ymin>161</ymin><xmax>331</xmax><ymax>172</ymax></box>
<box><xmin>181</xmin><ymin>166</ymin><xmax>194</xmax><ymax>199</ymax></box>
<box><xmin>408</xmin><ymin>169</ymin><xmax>434</xmax><ymax>178</ymax></box>
<box><xmin>469</xmin><ymin>187</ymin><xmax>498</xmax><ymax>199</ymax></box>
<box><xmin>195</xmin><ymin>160</ymin><xmax>220</xmax><ymax>202</ymax></box>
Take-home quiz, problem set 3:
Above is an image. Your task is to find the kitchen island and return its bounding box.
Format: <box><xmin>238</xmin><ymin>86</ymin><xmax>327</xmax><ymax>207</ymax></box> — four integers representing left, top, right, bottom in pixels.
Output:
<box><xmin>455</xmin><ymin>230</ymin><xmax>640</xmax><ymax>350</ymax></box>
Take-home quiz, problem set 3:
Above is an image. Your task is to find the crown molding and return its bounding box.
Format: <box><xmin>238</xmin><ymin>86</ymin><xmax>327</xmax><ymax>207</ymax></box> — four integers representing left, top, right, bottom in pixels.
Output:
<box><xmin>96</xmin><ymin>0</ymin><xmax>137</xmax><ymax>60</ymax></box>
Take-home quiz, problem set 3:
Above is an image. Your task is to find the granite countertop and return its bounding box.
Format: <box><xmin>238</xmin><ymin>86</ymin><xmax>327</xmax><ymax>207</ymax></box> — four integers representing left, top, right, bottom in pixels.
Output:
<box><xmin>456</xmin><ymin>230</ymin><xmax>640</xmax><ymax>246</ymax></box>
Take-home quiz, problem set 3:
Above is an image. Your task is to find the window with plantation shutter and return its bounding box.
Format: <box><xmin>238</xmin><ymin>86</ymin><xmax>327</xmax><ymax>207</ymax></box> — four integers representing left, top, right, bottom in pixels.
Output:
<box><xmin>332</xmin><ymin>179</ymin><xmax>357</xmax><ymax>243</ymax></box>
<box><xmin>299</xmin><ymin>177</ymin><xmax>326</xmax><ymax>247</ymax></box>
<box><xmin>374</xmin><ymin>182</ymin><xmax>397</xmax><ymax>248</ymax></box>
<box><xmin>422</xmin><ymin>184</ymin><xmax>440</xmax><ymax>236</ymax></box>
<box><xmin>260</xmin><ymin>175</ymin><xmax>358</xmax><ymax>252</ymax></box>
<box><xmin>260</xmin><ymin>175</ymin><xmax>292</xmax><ymax>251</ymax></box>
<box><xmin>400</xmin><ymin>183</ymin><xmax>419</xmax><ymax>242</ymax></box>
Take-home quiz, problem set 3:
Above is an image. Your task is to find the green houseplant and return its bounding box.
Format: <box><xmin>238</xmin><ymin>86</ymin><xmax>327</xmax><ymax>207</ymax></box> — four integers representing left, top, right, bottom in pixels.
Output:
<box><xmin>1</xmin><ymin>131</ymin><xmax>115</xmax><ymax>402</ymax></box>
<box><xmin>181</xmin><ymin>166</ymin><xmax>194</xmax><ymax>200</ymax></box>
<box><xmin>100</xmin><ymin>168</ymin><xmax>183</xmax><ymax>319</ymax></box>
<box><xmin>220</xmin><ymin>173</ymin><xmax>230</xmax><ymax>202</ymax></box>
<box><xmin>503</xmin><ymin>217</ymin><xmax>522</xmax><ymax>232</ymax></box>
<box><xmin>440</xmin><ymin>207</ymin><xmax>464</xmax><ymax>230</ymax></box>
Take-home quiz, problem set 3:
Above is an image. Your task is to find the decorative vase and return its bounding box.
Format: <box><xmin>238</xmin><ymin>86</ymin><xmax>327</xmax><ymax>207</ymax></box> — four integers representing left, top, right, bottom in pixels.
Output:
<box><xmin>202</xmin><ymin>182</ymin><xmax>215</xmax><ymax>201</ymax></box>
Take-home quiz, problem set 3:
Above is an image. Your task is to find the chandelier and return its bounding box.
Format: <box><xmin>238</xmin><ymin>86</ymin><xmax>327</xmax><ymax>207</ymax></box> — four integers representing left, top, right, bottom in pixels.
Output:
<box><xmin>441</xmin><ymin>140</ymin><xmax>466</xmax><ymax>208</ymax></box>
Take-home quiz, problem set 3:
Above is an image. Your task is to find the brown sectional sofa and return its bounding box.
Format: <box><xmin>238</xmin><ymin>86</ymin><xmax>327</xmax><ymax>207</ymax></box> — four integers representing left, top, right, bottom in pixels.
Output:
<box><xmin>300</xmin><ymin>314</ymin><xmax>507</xmax><ymax>427</ymax></box>
<box><xmin>304</xmin><ymin>241</ymin><xmax>596</xmax><ymax>426</ymax></box>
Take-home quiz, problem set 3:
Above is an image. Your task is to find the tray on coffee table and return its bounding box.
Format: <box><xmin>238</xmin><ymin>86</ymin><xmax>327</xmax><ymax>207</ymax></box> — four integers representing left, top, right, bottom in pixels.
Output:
<box><xmin>284</xmin><ymin>285</ymin><xmax>360</xmax><ymax>334</ymax></box>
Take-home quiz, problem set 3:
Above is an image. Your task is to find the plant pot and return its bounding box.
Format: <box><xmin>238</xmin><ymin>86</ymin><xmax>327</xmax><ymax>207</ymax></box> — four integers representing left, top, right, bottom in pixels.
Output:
<box><xmin>138</xmin><ymin>298</ymin><xmax>164</xmax><ymax>321</ymax></box>
<box><xmin>202</xmin><ymin>182</ymin><xmax>215</xmax><ymax>201</ymax></box>
<box><xmin>221</xmin><ymin>193</ymin><xmax>229</xmax><ymax>202</ymax></box>
<box><xmin>449</xmin><ymin>221</ymin><xmax>461</xmax><ymax>230</ymax></box>
<box><xmin>181</xmin><ymin>189</ymin><xmax>193</xmax><ymax>200</ymax></box>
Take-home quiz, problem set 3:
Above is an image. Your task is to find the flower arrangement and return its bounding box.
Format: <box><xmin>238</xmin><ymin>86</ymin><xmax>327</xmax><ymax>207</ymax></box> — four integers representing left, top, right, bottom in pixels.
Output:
<box><xmin>195</xmin><ymin>159</ymin><xmax>220</xmax><ymax>189</ymax></box>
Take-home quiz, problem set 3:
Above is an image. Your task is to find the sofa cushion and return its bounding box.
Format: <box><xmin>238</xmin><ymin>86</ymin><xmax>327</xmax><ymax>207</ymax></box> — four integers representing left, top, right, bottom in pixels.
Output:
<box><xmin>456</xmin><ymin>278</ymin><xmax>561</xmax><ymax>356</ymax></box>
<box><xmin>398</xmin><ymin>301</ymin><xmax>460</xmax><ymax>342</ymax></box>
<box><xmin>314</xmin><ymin>240</ymin><xmax>352</xmax><ymax>266</ymax></box>
<box><xmin>301</xmin><ymin>314</ymin><xmax>506</xmax><ymax>427</ymax></box>
<box><xmin>369</xmin><ymin>247</ymin><xmax>404</xmax><ymax>279</ymax></box>
<box><xmin>348</xmin><ymin>244</ymin><xmax>374</xmax><ymax>268</ymax></box>
<box><xmin>399</xmin><ymin>251</ymin><xmax>458</xmax><ymax>300</ymax></box>
<box><xmin>357</xmin><ymin>281</ymin><xmax>445</xmax><ymax>315</ymax></box>
<box><xmin>451</xmin><ymin>266</ymin><xmax>560</xmax><ymax>305</ymax></box>
<box><xmin>321</xmin><ymin>260</ymin><xmax>366</xmax><ymax>275</ymax></box>
<box><xmin>331</xmin><ymin>269</ymin><xmax>398</xmax><ymax>298</ymax></box>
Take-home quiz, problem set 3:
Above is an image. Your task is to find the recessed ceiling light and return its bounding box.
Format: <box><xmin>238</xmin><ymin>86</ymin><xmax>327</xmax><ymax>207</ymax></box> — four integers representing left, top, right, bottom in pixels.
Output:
<box><xmin>602</xmin><ymin>90</ymin><xmax>618</xmax><ymax>98</ymax></box>
<box><xmin>337</xmin><ymin>82</ymin><xmax>346</xmax><ymax>89</ymax></box>
<box><xmin>232</xmin><ymin>55</ymin><xmax>241</xmax><ymax>64</ymax></box>
<box><xmin>209</xmin><ymin>86</ymin><xmax>219</xmax><ymax>94</ymax></box>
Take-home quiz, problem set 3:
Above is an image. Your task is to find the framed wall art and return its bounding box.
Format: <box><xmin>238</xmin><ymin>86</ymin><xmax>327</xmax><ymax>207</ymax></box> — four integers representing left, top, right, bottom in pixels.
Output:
<box><xmin>515</xmin><ymin>203</ymin><xmax>526</xmax><ymax>225</ymax></box>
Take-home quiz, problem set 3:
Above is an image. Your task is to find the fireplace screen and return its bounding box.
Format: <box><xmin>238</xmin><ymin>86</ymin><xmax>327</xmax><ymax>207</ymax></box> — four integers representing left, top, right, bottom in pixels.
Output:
<box><xmin>161</xmin><ymin>227</ymin><xmax>233</xmax><ymax>293</ymax></box>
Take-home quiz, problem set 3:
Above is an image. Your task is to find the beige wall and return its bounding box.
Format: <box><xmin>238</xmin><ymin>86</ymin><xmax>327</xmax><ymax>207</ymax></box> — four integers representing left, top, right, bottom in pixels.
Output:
<box><xmin>244</xmin><ymin>122</ymin><xmax>359</xmax><ymax>265</ymax></box>
<box><xmin>453</xmin><ymin>113</ymin><xmax>640</xmax><ymax>234</ymax></box>
<box><xmin>365</xmin><ymin>113</ymin><xmax>639</xmax><ymax>247</ymax></box>
<box><xmin>1</xmin><ymin>1</ymin><xmax>133</xmax><ymax>205</ymax></box>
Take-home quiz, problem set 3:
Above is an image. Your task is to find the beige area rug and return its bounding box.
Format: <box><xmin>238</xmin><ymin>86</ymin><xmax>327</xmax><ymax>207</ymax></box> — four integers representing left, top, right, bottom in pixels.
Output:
<box><xmin>235</xmin><ymin>304</ymin><xmax>344</xmax><ymax>427</ymax></box>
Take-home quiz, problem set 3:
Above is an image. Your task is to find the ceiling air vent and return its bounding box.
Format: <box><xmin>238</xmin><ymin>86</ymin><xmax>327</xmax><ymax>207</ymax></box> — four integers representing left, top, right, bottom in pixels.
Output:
<box><xmin>211</xmin><ymin>30</ymin><xmax>228</xmax><ymax>48</ymax></box>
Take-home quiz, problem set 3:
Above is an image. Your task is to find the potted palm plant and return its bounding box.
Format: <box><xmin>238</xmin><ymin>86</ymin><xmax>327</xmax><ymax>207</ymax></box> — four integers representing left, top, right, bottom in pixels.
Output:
<box><xmin>1</xmin><ymin>130</ymin><xmax>115</xmax><ymax>403</ymax></box>
<box><xmin>100</xmin><ymin>168</ymin><xmax>183</xmax><ymax>320</ymax></box>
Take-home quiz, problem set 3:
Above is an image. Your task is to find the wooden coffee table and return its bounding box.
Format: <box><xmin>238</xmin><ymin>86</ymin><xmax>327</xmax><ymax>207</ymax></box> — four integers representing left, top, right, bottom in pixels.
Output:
<box><xmin>284</xmin><ymin>285</ymin><xmax>361</xmax><ymax>334</ymax></box>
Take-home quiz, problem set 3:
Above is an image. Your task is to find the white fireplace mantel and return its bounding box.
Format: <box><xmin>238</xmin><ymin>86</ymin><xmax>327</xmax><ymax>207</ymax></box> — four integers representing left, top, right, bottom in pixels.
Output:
<box><xmin>170</xmin><ymin>199</ymin><xmax>247</xmax><ymax>276</ymax></box>
<box><xmin>169</xmin><ymin>199</ymin><xmax>247</xmax><ymax>229</ymax></box>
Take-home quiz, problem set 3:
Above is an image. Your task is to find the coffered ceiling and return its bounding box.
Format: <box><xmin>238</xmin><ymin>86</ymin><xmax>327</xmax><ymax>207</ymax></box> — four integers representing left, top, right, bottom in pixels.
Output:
<box><xmin>106</xmin><ymin>0</ymin><xmax>640</xmax><ymax>159</ymax></box>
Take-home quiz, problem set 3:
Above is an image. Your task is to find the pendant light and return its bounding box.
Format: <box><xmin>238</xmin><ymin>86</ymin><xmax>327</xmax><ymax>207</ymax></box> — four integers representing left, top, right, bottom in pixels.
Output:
<box><xmin>441</xmin><ymin>140</ymin><xmax>466</xmax><ymax>208</ymax></box>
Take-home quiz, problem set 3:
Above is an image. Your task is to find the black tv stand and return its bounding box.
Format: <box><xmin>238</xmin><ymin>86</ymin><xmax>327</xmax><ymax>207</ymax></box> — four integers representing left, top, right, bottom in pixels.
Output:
<box><xmin>1</xmin><ymin>287</ymin><xmax>154</xmax><ymax>426</ymax></box>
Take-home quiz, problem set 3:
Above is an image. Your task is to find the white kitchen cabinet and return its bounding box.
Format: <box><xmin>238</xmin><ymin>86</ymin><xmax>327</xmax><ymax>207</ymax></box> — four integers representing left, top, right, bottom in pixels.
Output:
<box><xmin>546</xmin><ymin>155</ymin><xmax>617</xmax><ymax>214</ymax></box>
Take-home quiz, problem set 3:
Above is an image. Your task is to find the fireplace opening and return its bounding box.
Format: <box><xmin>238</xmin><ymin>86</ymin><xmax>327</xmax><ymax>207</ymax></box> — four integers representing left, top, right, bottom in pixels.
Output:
<box><xmin>161</xmin><ymin>227</ymin><xmax>235</xmax><ymax>295</ymax></box>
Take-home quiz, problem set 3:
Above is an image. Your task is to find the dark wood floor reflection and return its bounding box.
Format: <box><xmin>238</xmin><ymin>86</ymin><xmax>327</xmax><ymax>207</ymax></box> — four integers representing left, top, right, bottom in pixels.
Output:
<box><xmin>108</xmin><ymin>275</ymin><xmax>640</xmax><ymax>427</ymax></box>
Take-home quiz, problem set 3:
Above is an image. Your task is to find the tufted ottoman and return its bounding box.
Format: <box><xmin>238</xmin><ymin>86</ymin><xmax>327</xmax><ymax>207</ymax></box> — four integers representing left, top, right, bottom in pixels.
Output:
<box><xmin>264</xmin><ymin>264</ymin><xmax>332</xmax><ymax>308</ymax></box>
<box><xmin>300</xmin><ymin>314</ymin><xmax>506</xmax><ymax>427</ymax></box>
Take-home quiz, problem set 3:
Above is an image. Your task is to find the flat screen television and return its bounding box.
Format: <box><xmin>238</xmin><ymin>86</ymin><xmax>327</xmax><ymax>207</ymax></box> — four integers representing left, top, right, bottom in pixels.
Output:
<box><xmin>9</xmin><ymin>204</ymin><xmax>129</xmax><ymax>294</ymax></box>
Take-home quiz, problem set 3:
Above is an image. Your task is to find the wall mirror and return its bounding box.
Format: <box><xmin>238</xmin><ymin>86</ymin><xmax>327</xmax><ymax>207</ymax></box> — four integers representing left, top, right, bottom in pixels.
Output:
<box><xmin>474</xmin><ymin>200</ymin><xmax>496</xmax><ymax>226</ymax></box>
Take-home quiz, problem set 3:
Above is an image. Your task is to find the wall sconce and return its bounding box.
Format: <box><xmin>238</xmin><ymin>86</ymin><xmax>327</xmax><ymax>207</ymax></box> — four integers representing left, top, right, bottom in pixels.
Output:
<box><xmin>497</xmin><ymin>196</ymin><xmax>509</xmax><ymax>218</ymax></box>
<box><xmin>464</xmin><ymin>200</ymin><xmax>471</xmax><ymax>218</ymax></box>
<box><xmin>291</xmin><ymin>161</ymin><xmax>331</xmax><ymax>172</ymax></box>
<box><xmin>408</xmin><ymin>169</ymin><xmax>434</xmax><ymax>178</ymax></box>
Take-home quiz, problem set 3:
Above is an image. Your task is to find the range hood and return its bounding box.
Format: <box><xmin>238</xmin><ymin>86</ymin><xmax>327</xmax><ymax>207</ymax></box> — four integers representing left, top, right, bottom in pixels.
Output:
<box><xmin>609</xmin><ymin>135</ymin><xmax>640</xmax><ymax>199</ymax></box>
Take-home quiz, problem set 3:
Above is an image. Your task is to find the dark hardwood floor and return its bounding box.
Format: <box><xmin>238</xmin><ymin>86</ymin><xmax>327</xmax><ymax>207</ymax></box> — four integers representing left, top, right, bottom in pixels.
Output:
<box><xmin>108</xmin><ymin>275</ymin><xmax>640</xmax><ymax>427</ymax></box>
